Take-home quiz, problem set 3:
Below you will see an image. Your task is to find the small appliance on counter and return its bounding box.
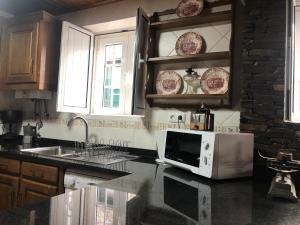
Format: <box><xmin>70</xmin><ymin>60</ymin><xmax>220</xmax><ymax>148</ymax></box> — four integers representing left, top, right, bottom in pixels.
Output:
<box><xmin>0</xmin><ymin>110</ymin><xmax>23</xmax><ymax>143</ymax></box>
<box><xmin>259</xmin><ymin>150</ymin><xmax>300</xmax><ymax>203</ymax></box>
<box><xmin>158</xmin><ymin>128</ymin><xmax>254</xmax><ymax>180</ymax></box>
<box><xmin>190</xmin><ymin>105</ymin><xmax>214</xmax><ymax>131</ymax></box>
<box><xmin>22</xmin><ymin>123</ymin><xmax>37</xmax><ymax>147</ymax></box>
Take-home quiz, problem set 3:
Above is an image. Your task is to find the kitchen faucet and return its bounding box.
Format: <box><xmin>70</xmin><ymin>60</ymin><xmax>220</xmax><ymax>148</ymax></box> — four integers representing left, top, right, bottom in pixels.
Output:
<box><xmin>67</xmin><ymin>116</ymin><xmax>89</xmax><ymax>144</ymax></box>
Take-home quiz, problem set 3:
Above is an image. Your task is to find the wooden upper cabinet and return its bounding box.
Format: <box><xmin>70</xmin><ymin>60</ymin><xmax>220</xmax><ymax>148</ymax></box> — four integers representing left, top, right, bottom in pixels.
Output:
<box><xmin>6</xmin><ymin>22</ymin><xmax>39</xmax><ymax>84</ymax></box>
<box><xmin>0</xmin><ymin>11</ymin><xmax>60</xmax><ymax>91</ymax></box>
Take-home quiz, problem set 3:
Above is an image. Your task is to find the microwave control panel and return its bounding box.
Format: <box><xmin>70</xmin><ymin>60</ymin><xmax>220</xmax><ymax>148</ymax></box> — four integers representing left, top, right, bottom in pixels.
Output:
<box><xmin>198</xmin><ymin>132</ymin><xmax>215</xmax><ymax>178</ymax></box>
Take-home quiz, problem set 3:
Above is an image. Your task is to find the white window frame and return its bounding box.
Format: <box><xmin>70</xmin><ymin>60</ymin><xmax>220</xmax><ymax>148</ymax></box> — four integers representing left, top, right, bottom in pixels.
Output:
<box><xmin>91</xmin><ymin>31</ymin><xmax>135</xmax><ymax>115</ymax></box>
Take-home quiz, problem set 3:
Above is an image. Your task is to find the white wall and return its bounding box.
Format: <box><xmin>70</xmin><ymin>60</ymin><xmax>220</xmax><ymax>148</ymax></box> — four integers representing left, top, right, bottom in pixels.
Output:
<box><xmin>0</xmin><ymin>0</ymin><xmax>240</xmax><ymax>150</ymax></box>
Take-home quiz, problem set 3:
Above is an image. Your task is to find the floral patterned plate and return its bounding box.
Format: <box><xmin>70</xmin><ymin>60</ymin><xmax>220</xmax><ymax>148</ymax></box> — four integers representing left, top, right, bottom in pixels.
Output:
<box><xmin>177</xmin><ymin>0</ymin><xmax>204</xmax><ymax>18</ymax></box>
<box><xmin>200</xmin><ymin>68</ymin><xmax>230</xmax><ymax>94</ymax></box>
<box><xmin>175</xmin><ymin>32</ymin><xmax>204</xmax><ymax>56</ymax></box>
<box><xmin>156</xmin><ymin>70</ymin><xmax>183</xmax><ymax>95</ymax></box>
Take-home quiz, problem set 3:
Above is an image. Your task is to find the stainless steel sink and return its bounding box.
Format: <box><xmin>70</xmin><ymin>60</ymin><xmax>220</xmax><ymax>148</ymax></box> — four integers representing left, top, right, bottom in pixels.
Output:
<box><xmin>21</xmin><ymin>146</ymin><xmax>138</xmax><ymax>165</ymax></box>
<box><xmin>62</xmin><ymin>152</ymin><xmax>139</xmax><ymax>165</ymax></box>
<box><xmin>21</xmin><ymin>146</ymin><xmax>76</xmax><ymax>157</ymax></box>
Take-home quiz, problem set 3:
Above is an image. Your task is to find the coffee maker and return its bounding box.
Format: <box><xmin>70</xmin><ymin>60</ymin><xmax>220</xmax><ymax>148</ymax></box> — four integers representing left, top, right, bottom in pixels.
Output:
<box><xmin>0</xmin><ymin>110</ymin><xmax>23</xmax><ymax>143</ymax></box>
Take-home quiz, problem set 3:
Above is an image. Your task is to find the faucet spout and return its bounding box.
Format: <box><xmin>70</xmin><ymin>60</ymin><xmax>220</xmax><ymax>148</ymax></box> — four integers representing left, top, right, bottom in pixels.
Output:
<box><xmin>67</xmin><ymin>116</ymin><xmax>89</xmax><ymax>143</ymax></box>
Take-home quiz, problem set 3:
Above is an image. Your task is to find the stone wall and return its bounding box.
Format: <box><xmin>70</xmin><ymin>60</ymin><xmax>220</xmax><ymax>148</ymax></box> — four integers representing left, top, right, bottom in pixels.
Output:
<box><xmin>240</xmin><ymin>0</ymin><xmax>300</xmax><ymax>174</ymax></box>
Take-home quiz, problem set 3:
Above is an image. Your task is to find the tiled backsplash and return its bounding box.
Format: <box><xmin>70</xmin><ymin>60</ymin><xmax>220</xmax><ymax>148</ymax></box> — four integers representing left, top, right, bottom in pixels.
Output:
<box><xmin>20</xmin><ymin>107</ymin><xmax>240</xmax><ymax>150</ymax></box>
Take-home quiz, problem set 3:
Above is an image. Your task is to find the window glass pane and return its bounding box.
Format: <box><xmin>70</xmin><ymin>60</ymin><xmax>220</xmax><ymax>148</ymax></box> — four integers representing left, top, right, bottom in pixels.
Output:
<box><xmin>102</xmin><ymin>43</ymin><xmax>123</xmax><ymax>109</ymax></box>
<box><xmin>115</xmin><ymin>59</ymin><xmax>122</xmax><ymax>64</ymax></box>
<box><xmin>112</xmin><ymin>67</ymin><xmax>121</xmax><ymax>88</ymax></box>
<box><xmin>104</xmin><ymin>67</ymin><xmax>112</xmax><ymax>86</ymax></box>
<box><xmin>103</xmin><ymin>88</ymin><xmax>111</xmax><ymax>107</ymax></box>
<box><xmin>113</xmin><ymin>95</ymin><xmax>120</xmax><ymax>108</ymax></box>
<box><xmin>105</xmin><ymin>45</ymin><xmax>114</xmax><ymax>61</ymax></box>
<box><xmin>114</xmin><ymin>44</ymin><xmax>122</xmax><ymax>59</ymax></box>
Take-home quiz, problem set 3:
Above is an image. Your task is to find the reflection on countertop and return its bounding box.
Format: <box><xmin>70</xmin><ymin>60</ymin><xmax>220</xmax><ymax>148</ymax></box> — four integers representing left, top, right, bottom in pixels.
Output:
<box><xmin>0</xmin><ymin>155</ymin><xmax>300</xmax><ymax>225</ymax></box>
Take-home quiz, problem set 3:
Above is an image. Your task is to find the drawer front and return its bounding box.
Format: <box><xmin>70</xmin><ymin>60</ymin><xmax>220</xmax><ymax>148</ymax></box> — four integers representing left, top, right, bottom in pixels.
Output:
<box><xmin>19</xmin><ymin>179</ymin><xmax>58</xmax><ymax>206</ymax></box>
<box><xmin>21</xmin><ymin>162</ymin><xmax>58</xmax><ymax>185</ymax></box>
<box><xmin>0</xmin><ymin>158</ymin><xmax>20</xmax><ymax>175</ymax></box>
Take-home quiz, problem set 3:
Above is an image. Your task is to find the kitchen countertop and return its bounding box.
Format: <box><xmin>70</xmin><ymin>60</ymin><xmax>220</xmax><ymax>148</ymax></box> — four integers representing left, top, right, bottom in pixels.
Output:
<box><xmin>0</xmin><ymin>144</ymin><xmax>299</xmax><ymax>225</ymax></box>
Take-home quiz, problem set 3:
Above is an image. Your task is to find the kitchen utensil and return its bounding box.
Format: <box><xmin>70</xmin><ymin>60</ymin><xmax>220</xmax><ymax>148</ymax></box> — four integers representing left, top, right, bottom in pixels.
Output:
<box><xmin>0</xmin><ymin>110</ymin><xmax>23</xmax><ymax>142</ymax></box>
<box><xmin>190</xmin><ymin>105</ymin><xmax>214</xmax><ymax>131</ymax></box>
<box><xmin>200</xmin><ymin>67</ymin><xmax>230</xmax><ymax>94</ymax></box>
<box><xmin>0</xmin><ymin>110</ymin><xmax>23</xmax><ymax>124</ymax></box>
<box><xmin>259</xmin><ymin>150</ymin><xmax>300</xmax><ymax>203</ymax></box>
<box><xmin>156</xmin><ymin>70</ymin><xmax>183</xmax><ymax>95</ymax></box>
<box><xmin>23</xmin><ymin>124</ymin><xmax>37</xmax><ymax>146</ymax></box>
<box><xmin>176</xmin><ymin>0</ymin><xmax>204</xmax><ymax>18</ymax></box>
<box><xmin>175</xmin><ymin>32</ymin><xmax>204</xmax><ymax>56</ymax></box>
<box><xmin>183</xmin><ymin>68</ymin><xmax>201</xmax><ymax>94</ymax></box>
<box><xmin>23</xmin><ymin>123</ymin><xmax>37</xmax><ymax>137</ymax></box>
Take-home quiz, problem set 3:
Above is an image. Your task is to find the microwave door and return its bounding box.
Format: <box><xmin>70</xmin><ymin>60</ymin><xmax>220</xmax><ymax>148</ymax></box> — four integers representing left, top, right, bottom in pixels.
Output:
<box><xmin>165</xmin><ymin>131</ymin><xmax>202</xmax><ymax>167</ymax></box>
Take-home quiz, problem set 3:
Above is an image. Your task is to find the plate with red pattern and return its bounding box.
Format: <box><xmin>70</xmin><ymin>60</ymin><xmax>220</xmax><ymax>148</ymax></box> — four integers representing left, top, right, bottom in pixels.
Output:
<box><xmin>200</xmin><ymin>68</ymin><xmax>230</xmax><ymax>94</ymax></box>
<box><xmin>175</xmin><ymin>32</ymin><xmax>204</xmax><ymax>56</ymax></box>
<box><xmin>156</xmin><ymin>70</ymin><xmax>183</xmax><ymax>95</ymax></box>
<box><xmin>177</xmin><ymin>0</ymin><xmax>204</xmax><ymax>18</ymax></box>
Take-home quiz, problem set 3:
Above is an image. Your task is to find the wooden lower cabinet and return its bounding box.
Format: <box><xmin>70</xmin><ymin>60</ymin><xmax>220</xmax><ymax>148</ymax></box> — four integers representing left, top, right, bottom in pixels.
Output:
<box><xmin>0</xmin><ymin>173</ymin><xmax>19</xmax><ymax>210</ymax></box>
<box><xmin>0</xmin><ymin>157</ymin><xmax>64</xmax><ymax>210</ymax></box>
<box><xmin>19</xmin><ymin>179</ymin><xmax>58</xmax><ymax>206</ymax></box>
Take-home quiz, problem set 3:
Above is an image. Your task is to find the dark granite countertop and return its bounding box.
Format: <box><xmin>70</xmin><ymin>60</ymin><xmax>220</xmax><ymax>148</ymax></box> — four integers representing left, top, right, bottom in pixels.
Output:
<box><xmin>0</xmin><ymin>144</ymin><xmax>299</xmax><ymax>225</ymax></box>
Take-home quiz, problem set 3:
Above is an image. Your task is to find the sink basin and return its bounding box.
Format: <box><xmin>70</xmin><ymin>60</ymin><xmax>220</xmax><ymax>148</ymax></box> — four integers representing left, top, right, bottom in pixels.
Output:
<box><xmin>63</xmin><ymin>152</ymin><xmax>139</xmax><ymax>165</ymax></box>
<box><xmin>21</xmin><ymin>146</ymin><xmax>76</xmax><ymax>157</ymax></box>
<box><xmin>21</xmin><ymin>146</ymin><xmax>138</xmax><ymax>165</ymax></box>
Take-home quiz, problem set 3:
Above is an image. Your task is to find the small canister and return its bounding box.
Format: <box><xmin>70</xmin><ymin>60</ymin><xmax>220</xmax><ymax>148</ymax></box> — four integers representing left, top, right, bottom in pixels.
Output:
<box><xmin>23</xmin><ymin>124</ymin><xmax>37</xmax><ymax>146</ymax></box>
<box><xmin>190</xmin><ymin>105</ymin><xmax>214</xmax><ymax>131</ymax></box>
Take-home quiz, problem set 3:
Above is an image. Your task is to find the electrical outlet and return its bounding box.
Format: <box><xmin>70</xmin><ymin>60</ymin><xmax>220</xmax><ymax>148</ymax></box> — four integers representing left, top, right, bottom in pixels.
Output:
<box><xmin>168</xmin><ymin>113</ymin><xmax>186</xmax><ymax>123</ymax></box>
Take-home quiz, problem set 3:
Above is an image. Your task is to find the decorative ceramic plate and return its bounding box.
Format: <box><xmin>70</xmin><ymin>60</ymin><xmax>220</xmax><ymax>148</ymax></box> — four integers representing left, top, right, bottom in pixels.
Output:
<box><xmin>175</xmin><ymin>32</ymin><xmax>203</xmax><ymax>56</ymax></box>
<box><xmin>156</xmin><ymin>70</ymin><xmax>183</xmax><ymax>95</ymax></box>
<box><xmin>200</xmin><ymin>68</ymin><xmax>230</xmax><ymax>94</ymax></box>
<box><xmin>177</xmin><ymin>0</ymin><xmax>204</xmax><ymax>18</ymax></box>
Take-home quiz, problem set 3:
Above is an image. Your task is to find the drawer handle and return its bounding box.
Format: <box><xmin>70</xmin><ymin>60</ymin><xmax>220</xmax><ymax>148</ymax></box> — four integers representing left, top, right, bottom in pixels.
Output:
<box><xmin>11</xmin><ymin>191</ymin><xmax>15</xmax><ymax>206</ymax></box>
<box><xmin>0</xmin><ymin>164</ymin><xmax>8</xmax><ymax>171</ymax></box>
<box><xmin>30</xmin><ymin>170</ymin><xmax>44</xmax><ymax>179</ymax></box>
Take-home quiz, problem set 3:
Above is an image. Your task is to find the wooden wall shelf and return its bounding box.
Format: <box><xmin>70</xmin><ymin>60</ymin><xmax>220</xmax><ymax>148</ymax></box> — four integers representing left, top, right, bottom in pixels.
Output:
<box><xmin>146</xmin><ymin>94</ymin><xmax>228</xmax><ymax>100</ymax></box>
<box><xmin>135</xmin><ymin>0</ymin><xmax>234</xmax><ymax>110</ymax></box>
<box><xmin>146</xmin><ymin>94</ymin><xmax>230</xmax><ymax>108</ymax></box>
<box><xmin>151</xmin><ymin>10</ymin><xmax>232</xmax><ymax>30</ymax></box>
<box><xmin>148</xmin><ymin>51</ymin><xmax>230</xmax><ymax>64</ymax></box>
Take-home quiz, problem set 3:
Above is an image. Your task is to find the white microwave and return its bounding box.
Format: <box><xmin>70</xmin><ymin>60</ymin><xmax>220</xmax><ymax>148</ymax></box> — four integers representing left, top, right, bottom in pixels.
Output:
<box><xmin>159</xmin><ymin>129</ymin><xmax>254</xmax><ymax>180</ymax></box>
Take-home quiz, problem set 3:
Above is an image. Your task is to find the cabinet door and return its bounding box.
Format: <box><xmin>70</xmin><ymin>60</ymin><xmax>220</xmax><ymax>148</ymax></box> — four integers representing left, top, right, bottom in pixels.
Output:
<box><xmin>132</xmin><ymin>8</ymin><xmax>150</xmax><ymax>115</ymax></box>
<box><xmin>56</xmin><ymin>21</ymin><xmax>94</xmax><ymax>114</ymax></box>
<box><xmin>5</xmin><ymin>22</ymin><xmax>39</xmax><ymax>84</ymax></box>
<box><xmin>19</xmin><ymin>179</ymin><xmax>58</xmax><ymax>206</ymax></box>
<box><xmin>0</xmin><ymin>173</ymin><xmax>19</xmax><ymax>210</ymax></box>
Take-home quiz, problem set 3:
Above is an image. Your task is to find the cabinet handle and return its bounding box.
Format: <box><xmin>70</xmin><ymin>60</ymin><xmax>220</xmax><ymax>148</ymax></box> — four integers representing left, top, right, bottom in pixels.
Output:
<box><xmin>11</xmin><ymin>191</ymin><xmax>15</xmax><ymax>206</ymax></box>
<box><xmin>18</xmin><ymin>193</ymin><xmax>22</xmax><ymax>206</ymax></box>
<box><xmin>0</xmin><ymin>164</ymin><xmax>8</xmax><ymax>171</ymax></box>
<box><xmin>30</xmin><ymin>170</ymin><xmax>44</xmax><ymax>179</ymax></box>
